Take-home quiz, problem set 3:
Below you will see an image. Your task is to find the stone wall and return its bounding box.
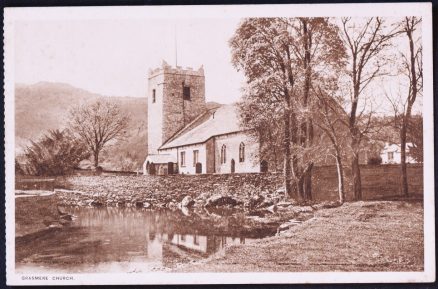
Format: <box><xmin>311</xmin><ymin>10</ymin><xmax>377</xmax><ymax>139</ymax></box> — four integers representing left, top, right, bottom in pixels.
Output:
<box><xmin>162</xmin><ymin>65</ymin><xmax>206</xmax><ymax>143</ymax></box>
<box><xmin>312</xmin><ymin>164</ymin><xmax>423</xmax><ymax>201</ymax></box>
<box><xmin>63</xmin><ymin>164</ymin><xmax>423</xmax><ymax>205</ymax></box>
<box><xmin>147</xmin><ymin>61</ymin><xmax>206</xmax><ymax>154</ymax></box>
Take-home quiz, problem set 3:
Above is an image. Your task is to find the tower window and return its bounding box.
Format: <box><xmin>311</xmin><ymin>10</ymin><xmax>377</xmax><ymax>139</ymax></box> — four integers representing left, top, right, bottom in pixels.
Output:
<box><xmin>239</xmin><ymin>142</ymin><xmax>245</xmax><ymax>162</ymax></box>
<box><xmin>221</xmin><ymin>145</ymin><xmax>226</xmax><ymax>164</ymax></box>
<box><xmin>152</xmin><ymin>89</ymin><xmax>156</xmax><ymax>103</ymax></box>
<box><xmin>183</xmin><ymin>86</ymin><xmax>191</xmax><ymax>100</ymax></box>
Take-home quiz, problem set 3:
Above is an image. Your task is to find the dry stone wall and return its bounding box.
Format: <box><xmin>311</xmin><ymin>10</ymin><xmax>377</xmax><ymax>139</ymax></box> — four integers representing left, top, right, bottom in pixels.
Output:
<box><xmin>59</xmin><ymin>164</ymin><xmax>423</xmax><ymax>207</ymax></box>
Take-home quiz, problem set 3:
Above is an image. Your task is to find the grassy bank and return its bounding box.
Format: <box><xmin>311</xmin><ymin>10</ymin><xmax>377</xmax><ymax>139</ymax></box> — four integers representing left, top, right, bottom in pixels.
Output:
<box><xmin>174</xmin><ymin>200</ymin><xmax>424</xmax><ymax>272</ymax></box>
<box><xmin>15</xmin><ymin>195</ymin><xmax>62</xmax><ymax>237</ymax></box>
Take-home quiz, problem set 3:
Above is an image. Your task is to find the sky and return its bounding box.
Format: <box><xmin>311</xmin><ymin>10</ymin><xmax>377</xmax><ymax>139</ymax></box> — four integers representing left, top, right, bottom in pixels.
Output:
<box><xmin>14</xmin><ymin>18</ymin><xmax>245</xmax><ymax>103</ymax></box>
<box><xmin>13</xmin><ymin>15</ymin><xmax>423</xmax><ymax>114</ymax></box>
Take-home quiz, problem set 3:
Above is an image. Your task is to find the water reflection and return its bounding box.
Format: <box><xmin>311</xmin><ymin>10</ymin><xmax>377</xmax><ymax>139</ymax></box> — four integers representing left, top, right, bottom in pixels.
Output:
<box><xmin>16</xmin><ymin>207</ymin><xmax>269</xmax><ymax>273</ymax></box>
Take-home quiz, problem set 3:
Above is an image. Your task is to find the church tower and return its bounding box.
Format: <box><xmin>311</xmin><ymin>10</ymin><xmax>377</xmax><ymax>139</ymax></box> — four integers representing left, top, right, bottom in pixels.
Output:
<box><xmin>147</xmin><ymin>60</ymin><xmax>206</xmax><ymax>154</ymax></box>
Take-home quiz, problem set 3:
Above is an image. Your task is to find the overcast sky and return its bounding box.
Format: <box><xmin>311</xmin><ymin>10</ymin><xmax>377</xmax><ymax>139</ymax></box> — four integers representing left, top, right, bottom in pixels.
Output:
<box><xmin>14</xmin><ymin>18</ymin><xmax>244</xmax><ymax>104</ymax></box>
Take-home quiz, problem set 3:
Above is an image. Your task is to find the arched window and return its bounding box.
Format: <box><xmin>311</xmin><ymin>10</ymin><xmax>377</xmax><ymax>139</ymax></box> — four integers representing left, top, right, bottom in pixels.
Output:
<box><xmin>239</xmin><ymin>142</ymin><xmax>245</xmax><ymax>162</ymax></box>
<box><xmin>221</xmin><ymin>145</ymin><xmax>226</xmax><ymax>164</ymax></box>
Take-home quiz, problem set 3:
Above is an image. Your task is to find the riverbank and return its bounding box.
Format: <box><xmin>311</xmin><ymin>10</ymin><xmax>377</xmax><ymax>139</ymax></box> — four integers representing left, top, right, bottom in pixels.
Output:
<box><xmin>173</xmin><ymin>200</ymin><xmax>424</xmax><ymax>272</ymax></box>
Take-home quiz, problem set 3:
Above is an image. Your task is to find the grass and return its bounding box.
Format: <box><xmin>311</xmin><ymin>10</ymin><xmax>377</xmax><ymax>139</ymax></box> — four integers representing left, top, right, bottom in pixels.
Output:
<box><xmin>15</xmin><ymin>195</ymin><xmax>61</xmax><ymax>237</ymax></box>
<box><xmin>175</xmin><ymin>200</ymin><xmax>424</xmax><ymax>272</ymax></box>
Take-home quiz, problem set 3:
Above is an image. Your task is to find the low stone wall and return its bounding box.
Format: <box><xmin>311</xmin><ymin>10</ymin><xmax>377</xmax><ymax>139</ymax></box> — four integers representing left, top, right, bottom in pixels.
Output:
<box><xmin>59</xmin><ymin>164</ymin><xmax>423</xmax><ymax>206</ymax></box>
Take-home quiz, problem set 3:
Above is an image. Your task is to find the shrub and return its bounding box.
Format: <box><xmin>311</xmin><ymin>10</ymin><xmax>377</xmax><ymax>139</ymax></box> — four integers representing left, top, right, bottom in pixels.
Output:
<box><xmin>367</xmin><ymin>156</ymin><xmax>382</xmax><ymax>165</ymax></box>
<box><xmin>23</xmin><ymin>129</ymin><xmax>90</xmax><ymax>176</ymax></box>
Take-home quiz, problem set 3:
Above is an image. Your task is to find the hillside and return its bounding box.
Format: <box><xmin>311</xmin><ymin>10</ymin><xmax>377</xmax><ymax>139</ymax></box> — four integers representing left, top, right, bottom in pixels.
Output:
<box><xmin>15</xmin><ymin>82</ymin><xmax>148</xmax><ymax>171</ymax></box>
<box><xmin>15</xmin><ymin>82</ymin><xmax>224</xmax><ymax>172</ymax></box>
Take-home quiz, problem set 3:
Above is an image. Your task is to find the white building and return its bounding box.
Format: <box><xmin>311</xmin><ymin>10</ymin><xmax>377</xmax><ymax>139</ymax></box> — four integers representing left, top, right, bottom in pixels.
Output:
<box><xmin>380</xmin><ymin>143</ymin><xmax>417</xmax><ymax>164</ymax></box>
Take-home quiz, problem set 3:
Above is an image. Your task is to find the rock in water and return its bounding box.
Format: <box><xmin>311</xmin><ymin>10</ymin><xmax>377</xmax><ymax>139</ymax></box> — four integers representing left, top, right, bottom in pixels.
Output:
<box><xmin>181</xmin><ymin>196</ymin><xmax>195</xmax><ymax>208</ymax></box>
<box><xmin>205</xmin><ymin>194</ymin><xmax>238</xmax><ymax>208</ymax></box>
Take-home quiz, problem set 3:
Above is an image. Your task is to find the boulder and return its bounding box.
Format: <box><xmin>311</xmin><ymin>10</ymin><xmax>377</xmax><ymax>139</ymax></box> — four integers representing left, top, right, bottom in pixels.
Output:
<box><xmin>181</xmin><ymin>196</ymin><xmax>195</xmax><ymax>208</ymax></box>
<box><xmin>247</xmin><ymin>195</ymin><xmax>265</xmax><ymax>209</ymax></box>
<box><xmin>91</xmin><ymin>200</ymin><xmax>104</xmax><ymax>207</ymax></box>
<box><xmin>205</xmin><ymin>194</ymin><xmax>239</xmax><ymax>208</ymax></box>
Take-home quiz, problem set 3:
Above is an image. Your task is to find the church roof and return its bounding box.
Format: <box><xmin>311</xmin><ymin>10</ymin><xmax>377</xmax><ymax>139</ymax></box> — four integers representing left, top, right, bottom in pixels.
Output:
<box><xmin>160</xmin><ymin>104</ymin><xmax>242</xmax><ymax>149</ymax></box>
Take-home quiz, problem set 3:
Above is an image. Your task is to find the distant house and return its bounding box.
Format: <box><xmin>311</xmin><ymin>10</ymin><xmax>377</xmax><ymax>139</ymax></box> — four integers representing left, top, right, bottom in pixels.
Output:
<box><xmin>143</xmin><ymin>61</ymin><xmax>261</xmax><ymax>175</ymax></box>
<box><xmin>380</xmin><ymin>143</ymin><xmax>417</xmax><ymax>164</ymax></box>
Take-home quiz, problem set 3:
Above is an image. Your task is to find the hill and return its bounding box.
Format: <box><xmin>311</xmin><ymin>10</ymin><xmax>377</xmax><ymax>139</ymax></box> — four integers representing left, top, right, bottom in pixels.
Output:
<box><xmin>15</xmin><ymin>82</ymin><xmax>224</xmax><ymax>172</ymax></box>
<box><xmin>15</xmin><ymin>82</ymin><xmax>148</xmax><ymax>171</ymax></box>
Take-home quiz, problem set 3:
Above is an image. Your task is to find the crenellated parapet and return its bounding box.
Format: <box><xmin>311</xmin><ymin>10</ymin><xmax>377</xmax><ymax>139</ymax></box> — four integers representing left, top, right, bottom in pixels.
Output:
<box><xmin>148</xmin><ymin>60</ymin><xmax>204</xmax><ymax>78</ymax></box>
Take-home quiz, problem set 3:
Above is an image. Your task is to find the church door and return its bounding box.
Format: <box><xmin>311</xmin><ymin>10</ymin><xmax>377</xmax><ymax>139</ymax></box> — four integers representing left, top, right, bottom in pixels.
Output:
<box><xmin>231</xmin><ymin>159</ymin><xmax>235</xmax><ymax>173</ymax></box>
<box><xmin>260</xmin><ymin>160</ymin><xmax>268</xmax><ymax>173</ymax></box>
<box><xmin>167</xmin><ymin>162</ymin><xmax>174</xmax><ymax>174</ymax></box>
<box><xmin>195</xmin><ymin>162</ymin><xmax>202</xmax><ymax>174</ymax></box>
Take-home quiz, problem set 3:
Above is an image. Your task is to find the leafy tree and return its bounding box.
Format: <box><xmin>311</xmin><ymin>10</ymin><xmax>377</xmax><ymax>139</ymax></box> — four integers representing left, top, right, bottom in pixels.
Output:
<box><xmin>23</xmin><ymin>129</ymin><xmax>89</xmax><ymax>176</ymax></box>
<box><xmin>69</xmin><ymin>100</ymin><xmax>130</xmax><ymax>168</ymax></box>
<box><xmin>230</xmin><ymin>18</ymin><xmax>345</xmax><ymax>202</ymax></box>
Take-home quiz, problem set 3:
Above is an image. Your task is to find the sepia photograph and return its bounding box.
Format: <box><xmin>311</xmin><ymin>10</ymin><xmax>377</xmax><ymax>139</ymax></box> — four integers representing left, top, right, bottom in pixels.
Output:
<box><xmin>4</xmin><ymin>3</ymin><xmax>434</xmax><ymax>285</ymax></box>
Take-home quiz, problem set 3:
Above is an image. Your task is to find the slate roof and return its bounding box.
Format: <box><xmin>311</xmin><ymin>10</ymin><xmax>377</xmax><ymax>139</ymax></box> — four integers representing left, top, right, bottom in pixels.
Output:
<box><xmin>160</xmin><ymin>104</ymin><xmax>242</xmax><ymax>149</ymax></box>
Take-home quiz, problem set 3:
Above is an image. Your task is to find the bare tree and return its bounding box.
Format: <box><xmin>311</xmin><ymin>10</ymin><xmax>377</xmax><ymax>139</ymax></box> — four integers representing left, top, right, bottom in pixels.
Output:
<box><xmin>314</xmin><ymin>87</ymin><xmax>349</xmax><ymax>204</ymax></box>
<box><xmin>69</xmin><ymin>100</ymin><xmax>130</xmax><ymax>168</ymax></box>
<box><xmin>340</xmin><ymin>17</ymin><xmax>398</xmax><ymax>200</ymax></box>
<box><xmin>386</xmin><ymin>17</ymin><xmax>423</xmax><ymax>195</ymax></box>
<box><xmin>399</xmin><ymin>17</ymin><xmax>422</xmax><ymax>196</ymax></box>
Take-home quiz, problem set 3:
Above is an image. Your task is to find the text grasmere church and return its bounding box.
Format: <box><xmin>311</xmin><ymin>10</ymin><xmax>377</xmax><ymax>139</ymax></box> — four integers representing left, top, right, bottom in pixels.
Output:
<box><xmin>143</xmin><ymin>61</ymin><xmax>263</xmax><ymax>175</ymax></box>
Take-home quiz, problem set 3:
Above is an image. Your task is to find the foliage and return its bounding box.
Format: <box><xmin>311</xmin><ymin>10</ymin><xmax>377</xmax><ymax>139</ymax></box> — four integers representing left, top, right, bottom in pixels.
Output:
<box><xmin>69</xmin><ymin>100</ymin><xmax>130</xmax><ymax>168</ymax></box>
<box><xmin>23</xmin><ymin>129</ymin><xmax>90</xmax><ymax>176</ymax></box>
<box><xmin>230</xmin><ymin>17</ymin><xmax>346</xmax><ymax>201</ymax></box>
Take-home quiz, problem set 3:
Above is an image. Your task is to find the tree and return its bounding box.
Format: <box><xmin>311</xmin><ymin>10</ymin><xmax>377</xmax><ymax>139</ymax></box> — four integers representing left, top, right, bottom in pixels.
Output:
<box><xmin>340</xmin><ymin>17</ymin><xmax>398</xmax><ymax>200</ymax></box>
<box><xmin>69</xmin><ymin>100</ymin><xmax>130</xmax><ymax>168</ymax></box>
<box><xmin>23</xmin><ymin>129</ymin><xmax>89</xmax><ymax>176</ymax></box>
<box><xmin>230</xmin><ymin>18</ymin><xmax>345</xmax><ymax>202</ymax></box>
<box><xmin>398</xmin><ymin>17</ymin><xmax>422</xmax><ymax>195</ymax></box>
<box><xmin>384</xmin><ymin>17</ymin><xmax>422</xmax><ymax>195</ymax></box>
<box><xmin>314</xmin><ymin>88</ymin><xmax>349</xmax><ymax>204</ymax></box>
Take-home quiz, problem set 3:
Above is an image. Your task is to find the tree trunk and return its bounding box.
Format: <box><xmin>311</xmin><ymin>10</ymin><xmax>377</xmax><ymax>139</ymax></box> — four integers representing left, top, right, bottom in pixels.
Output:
<box><xmin>94</xmin><ymin>152</ymin><xmax>99</xmax><ymax>168</ymax></box>
<box><xmin>303</xmin><ymin>164</ymin><xmax>313</xmax><ymax>201</ymax></box>
<box><xmin>351</xmin><ymin>154</ymin><xmax>362</xmax><ymax>201</ymax></box>
<box><xmin>399</xmin><ymin>18</ymin><xmax>419</xmax><ymax>197</ymax></box>
<box><xmin>400</xmin><ymin>117</ymin><xmax>409</xmax><ymax>196</ymax></box>
<box><xmin>283</xmin><ymin>110</ymin><xmax>294</xmax><ymax>199</ymax></box>
<box><xmin>335</xmin><ymin>152</ymin><xmax>345</xmax><ymax>204</ymax></box>
<box><xmin>302</xmin><ymin>19</ymin><xmax>314</xmax><ymax>201</ymax></box>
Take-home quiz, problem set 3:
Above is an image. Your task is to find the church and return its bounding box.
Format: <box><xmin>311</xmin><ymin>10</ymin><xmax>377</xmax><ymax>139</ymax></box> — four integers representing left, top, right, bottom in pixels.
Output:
<box><xmin>143</xmin><ymin>61</ymin><xmax>262</xmax><ymax>175</ymax></box>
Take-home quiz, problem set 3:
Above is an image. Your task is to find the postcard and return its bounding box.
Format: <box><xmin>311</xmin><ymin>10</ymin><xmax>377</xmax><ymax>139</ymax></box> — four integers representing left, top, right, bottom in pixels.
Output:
<box><xmin>4</xmin><ymin>3</ymin><xmax>435</xmax><ymax>285</ymax></box>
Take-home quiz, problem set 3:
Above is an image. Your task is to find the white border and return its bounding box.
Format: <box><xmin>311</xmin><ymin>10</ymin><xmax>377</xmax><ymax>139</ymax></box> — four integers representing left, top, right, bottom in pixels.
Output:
<box><xmin>4</xmin><ymin>3</ymin><xmax>435</xmax><ymax>285</ymax></box>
